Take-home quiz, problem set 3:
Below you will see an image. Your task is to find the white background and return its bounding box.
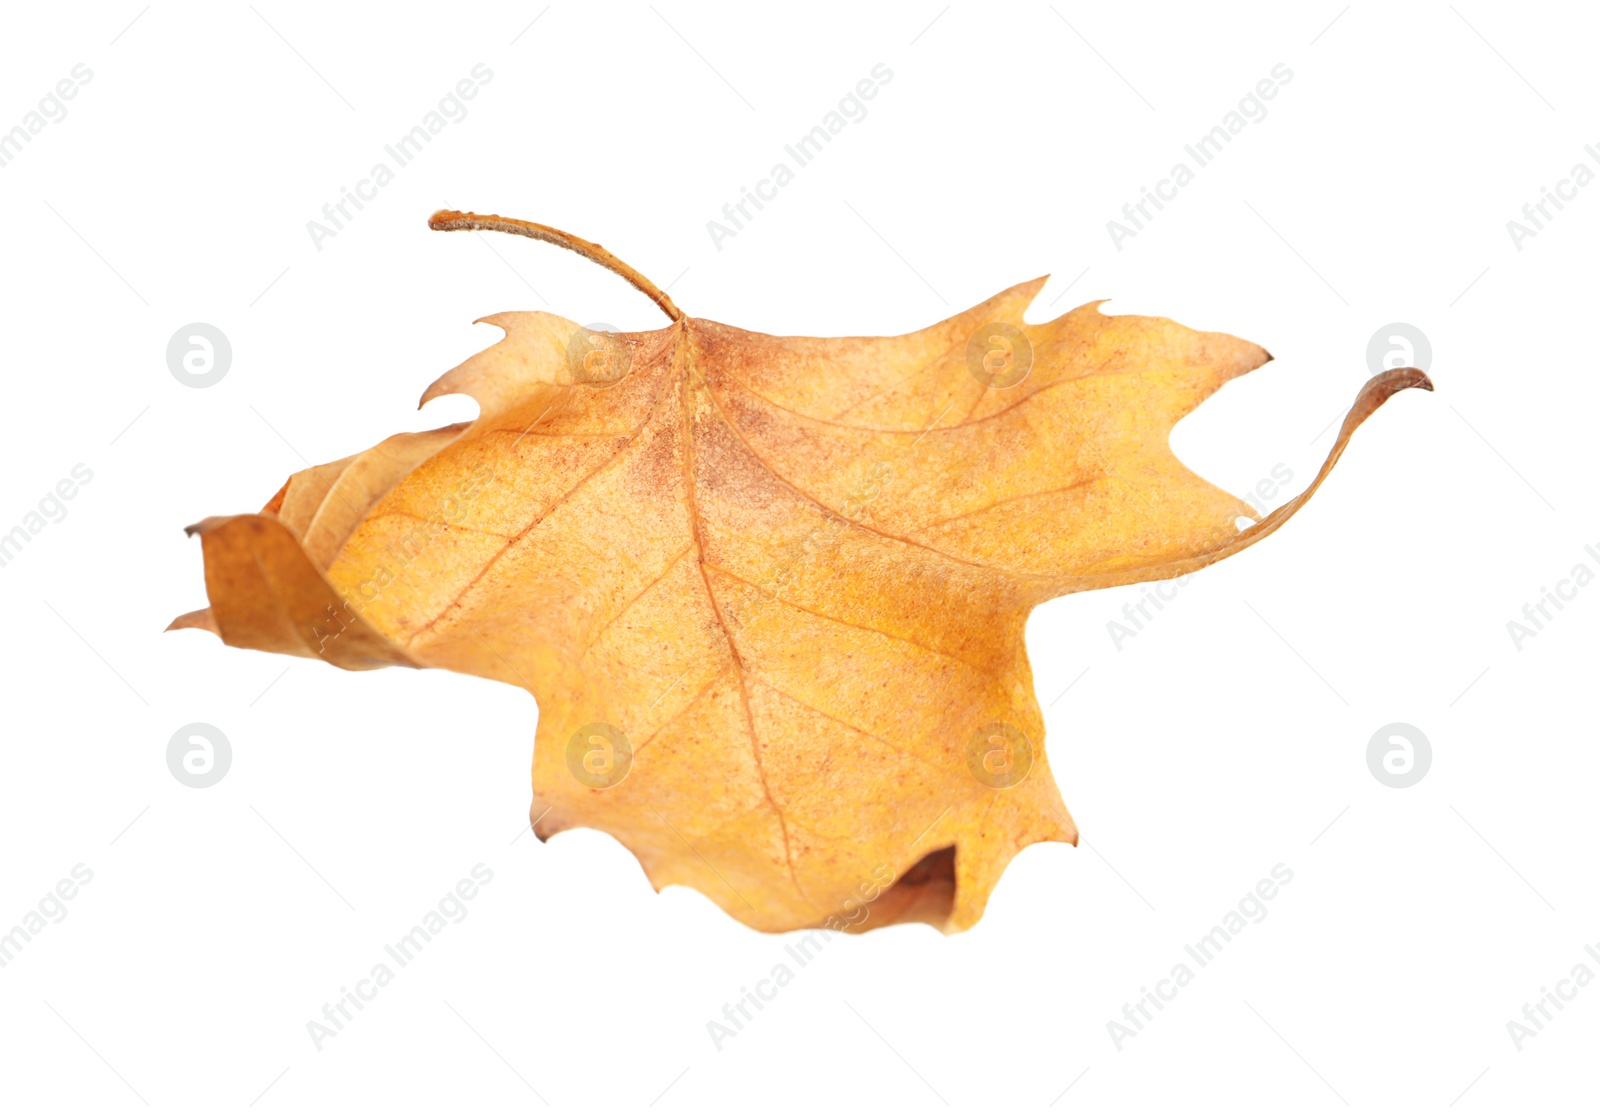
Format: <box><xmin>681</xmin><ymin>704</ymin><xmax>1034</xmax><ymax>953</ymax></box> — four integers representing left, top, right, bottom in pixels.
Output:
<box><xmin>1</xmin><ymin>2</ymin><xmax>1595</xmax><ymax>1109</ymax></box>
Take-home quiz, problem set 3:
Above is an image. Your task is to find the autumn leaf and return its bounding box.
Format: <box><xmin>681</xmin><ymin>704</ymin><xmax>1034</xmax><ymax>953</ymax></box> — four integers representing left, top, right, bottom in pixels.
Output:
<box><xmin>170</xmin><ymin>210</ymin><xmax>1431</xmax><ymax>934</ymax></box>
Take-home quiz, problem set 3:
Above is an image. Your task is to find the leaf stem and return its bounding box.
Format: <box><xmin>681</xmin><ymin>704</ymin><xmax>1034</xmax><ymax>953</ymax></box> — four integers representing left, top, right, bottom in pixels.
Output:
<box><xmin>428</xmin><ymin>210</ymin><xmax>684</xmax><ymax>323</ymax></box>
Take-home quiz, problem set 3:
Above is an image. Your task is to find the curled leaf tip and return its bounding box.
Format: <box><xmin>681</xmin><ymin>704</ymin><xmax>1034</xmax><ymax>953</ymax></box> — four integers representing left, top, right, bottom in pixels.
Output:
<box><xmin>166</xmin><ymin>607</ymin><xmax>219</xmax><ymax>635</ymax></box>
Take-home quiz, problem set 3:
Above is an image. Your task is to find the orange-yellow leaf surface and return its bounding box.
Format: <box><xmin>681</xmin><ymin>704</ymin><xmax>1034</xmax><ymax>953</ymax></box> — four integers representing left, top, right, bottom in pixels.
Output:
<box><xmin>171</xmin><ymin>211</ymin><xmax>1431</xmax><ymax>934</ymax></box>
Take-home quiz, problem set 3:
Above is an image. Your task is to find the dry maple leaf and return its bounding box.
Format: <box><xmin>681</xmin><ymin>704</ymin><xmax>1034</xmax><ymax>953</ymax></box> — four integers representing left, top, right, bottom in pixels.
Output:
<box><xmin>170</xmin><ymin>210</ymin><xmax>1431</xmax><ymax>934</ymax></box>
